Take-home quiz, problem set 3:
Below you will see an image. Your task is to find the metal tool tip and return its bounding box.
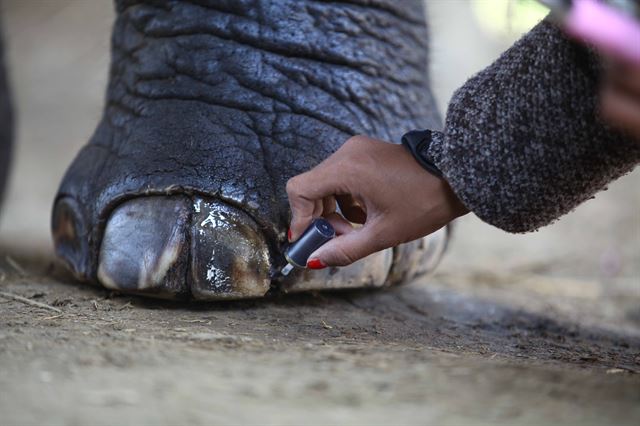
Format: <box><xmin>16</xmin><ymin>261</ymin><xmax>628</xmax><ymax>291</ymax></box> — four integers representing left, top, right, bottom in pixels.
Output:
<box><xmin>280</xmin><ymin>263</ymin><xmax>294</xmax><ymax>276</ymax></box>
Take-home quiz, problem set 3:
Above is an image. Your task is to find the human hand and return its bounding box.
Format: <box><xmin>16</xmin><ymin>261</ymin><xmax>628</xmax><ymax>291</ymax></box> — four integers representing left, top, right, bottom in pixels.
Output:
<box><xmin>285</xmin><ymin>135</ymin><xmax>468</xmax><ymax>269</ymax></box>
<box><xmin>601</xmin><ymin>61</ymin><xmax>640</xmax><ymax>140</ymax></box>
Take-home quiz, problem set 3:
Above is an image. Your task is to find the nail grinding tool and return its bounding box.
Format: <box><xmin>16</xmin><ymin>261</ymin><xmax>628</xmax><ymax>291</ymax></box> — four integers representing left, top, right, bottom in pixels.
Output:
<box><xmin>281</xmin><ymin>218</ymin><xmax>335</xmax><ymax>276</ymax></box>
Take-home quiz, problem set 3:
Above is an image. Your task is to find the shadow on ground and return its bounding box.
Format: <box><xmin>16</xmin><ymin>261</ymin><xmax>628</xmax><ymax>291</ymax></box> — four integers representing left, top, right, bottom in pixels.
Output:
<box><xmin>3</xmin><ymin>247</ymin><xmax>640</xmax><ymax>371</ymax></box>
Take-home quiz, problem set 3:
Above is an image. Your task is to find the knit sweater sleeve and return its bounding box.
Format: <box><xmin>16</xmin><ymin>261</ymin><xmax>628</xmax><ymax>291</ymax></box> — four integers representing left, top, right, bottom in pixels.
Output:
<box><xmin>426</xmin><ymin>19</ymin><xmax>640</xmax><ymax>233</ymax></box>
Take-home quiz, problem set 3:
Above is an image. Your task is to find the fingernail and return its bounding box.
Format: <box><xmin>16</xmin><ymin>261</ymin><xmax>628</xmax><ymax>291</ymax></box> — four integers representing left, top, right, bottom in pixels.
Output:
<box><xmin>287</xmin><ymin>228</ymin><xmax>292</xmax><ymax>241</ymax></box>
<box><xmin>307</xmin><ymin>258</ymin><xmax>327</xmax><ymax>270</ymax></box>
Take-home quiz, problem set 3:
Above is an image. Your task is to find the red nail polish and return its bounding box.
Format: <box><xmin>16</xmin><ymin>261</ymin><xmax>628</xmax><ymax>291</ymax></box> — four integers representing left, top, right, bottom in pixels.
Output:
<box><xmin>287</xmin><ymin>228</ymin><xmax>292</xmax><ymax>241</ymax></box>
<box><xmin>307</xmin><ymin>258</ymin><xmax>327</xmax><ymax>270</ymax></box>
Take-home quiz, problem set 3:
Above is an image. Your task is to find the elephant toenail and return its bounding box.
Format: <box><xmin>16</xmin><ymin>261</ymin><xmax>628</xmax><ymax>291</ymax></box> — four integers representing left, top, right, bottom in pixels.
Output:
<box><xmin>189</xmin><ymin>197</ymin><xmax>270</xmax><ymax>300</ymax></box>
<box><xmin>52</xmin><ymin>197</ymin><xmax>90</xmax><ymax>281</ymax></box>
<box><xmin>97</xmin><ymin>196</ymin><xmax>191</xmax><ymax>298</ymax></box>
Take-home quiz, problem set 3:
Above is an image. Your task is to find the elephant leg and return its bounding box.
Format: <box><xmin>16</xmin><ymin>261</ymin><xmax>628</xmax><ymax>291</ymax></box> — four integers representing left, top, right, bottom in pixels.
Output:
<box><xmin>52</xmin><ymin>0</ymin><xmax>447</xmax><ymax>300</ymax></box>
<box><xmin>0</xmin><ymin>23</ymin><xmax>14</xmax><ymax>214</ymax></box>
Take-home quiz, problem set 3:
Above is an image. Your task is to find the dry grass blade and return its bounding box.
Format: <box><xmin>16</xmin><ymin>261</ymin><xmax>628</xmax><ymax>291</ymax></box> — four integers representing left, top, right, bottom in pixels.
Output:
<box><xmin>0</xmin><ymin>291</ymin><xmax>63</xmax><ymax>313</ymax></box>
<box><xmin>40</xmin><ymin>314</ymin><xmax>65</xmax><ymax>321</ymax></box>
<box><xmin>5</xmin><ymin>256</ymin><xmax>26</xmax><ymax>276</ymax></box>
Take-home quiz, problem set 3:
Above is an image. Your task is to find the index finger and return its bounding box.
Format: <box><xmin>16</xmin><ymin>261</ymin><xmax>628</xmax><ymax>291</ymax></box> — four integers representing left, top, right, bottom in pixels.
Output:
<box><xmin>286</xmin><ymin>164</ymin><xmax>342</xmax><ymax>241</ymax></box>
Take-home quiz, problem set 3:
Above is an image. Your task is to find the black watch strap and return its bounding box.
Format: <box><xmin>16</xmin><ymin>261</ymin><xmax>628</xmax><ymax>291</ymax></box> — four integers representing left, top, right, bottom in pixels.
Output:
<box><xmin>401</xmin><ymin>129</ymin><xmax>443</xmax><ymax>178</ymax></box>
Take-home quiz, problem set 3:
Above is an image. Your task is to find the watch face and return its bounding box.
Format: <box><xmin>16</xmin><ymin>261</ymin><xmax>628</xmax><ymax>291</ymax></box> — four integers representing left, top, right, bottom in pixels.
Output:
<box><xmin>402</xmin><ymin>130</ymin><xmax>444</xmax><ymax>179</ymax></box>
<box><xmin>402</xmin><ymin>129</ymin><xmax>430</xmax><ymax>148</ymax></box>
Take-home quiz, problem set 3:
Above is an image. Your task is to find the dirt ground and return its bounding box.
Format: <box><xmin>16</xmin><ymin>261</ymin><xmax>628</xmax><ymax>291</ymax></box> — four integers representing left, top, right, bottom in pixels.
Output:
<box><xmin>1</xmin><ymin>248</ymin><xmax>639</xmax><ymax>425</ymax></box>
<box><xmin>0</xmin><ymin>1</ymin><xmax>639</xmax><ymax>425</ymax></box>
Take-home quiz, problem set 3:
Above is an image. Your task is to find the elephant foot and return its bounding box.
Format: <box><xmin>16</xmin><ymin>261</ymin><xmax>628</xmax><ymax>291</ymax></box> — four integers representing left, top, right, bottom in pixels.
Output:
<box><xmin>54</xmin><ymin>191</ymin><xmax>448</xmax><ymax>300</ymax></box>
<box><xmin>52</xmin><ymin>0</ymin><xmax>446</xmax><ymax>300</ymax></box>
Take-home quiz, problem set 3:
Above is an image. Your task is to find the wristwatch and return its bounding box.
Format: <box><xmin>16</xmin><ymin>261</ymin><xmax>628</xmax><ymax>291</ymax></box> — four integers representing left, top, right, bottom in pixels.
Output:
<box><xmin>400</xmin><ymin>129</ymin><xmax>443</xmax><ymax>178</ymax></box>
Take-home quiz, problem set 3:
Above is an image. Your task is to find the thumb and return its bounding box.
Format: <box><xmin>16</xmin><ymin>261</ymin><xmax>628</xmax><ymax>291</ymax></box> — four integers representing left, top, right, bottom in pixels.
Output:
<box><xmin>307</xmin><ymin>221</ymin><xmax>389</xmax><ymax>267</ymax></box>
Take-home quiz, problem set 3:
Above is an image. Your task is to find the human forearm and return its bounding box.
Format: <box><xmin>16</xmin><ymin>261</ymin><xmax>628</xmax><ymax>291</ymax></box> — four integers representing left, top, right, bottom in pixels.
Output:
<box><xmin>425</xmin><ymin>19</ymin><xmax>640</xmax><ymax>232</ymax></box>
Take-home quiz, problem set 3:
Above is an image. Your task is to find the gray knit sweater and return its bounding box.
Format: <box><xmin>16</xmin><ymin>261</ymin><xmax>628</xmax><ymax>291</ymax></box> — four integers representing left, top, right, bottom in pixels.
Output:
<box><xmin>425</xmin><ymin>19</ymin><xmax>640</xmax><ymax>233</ymax></box>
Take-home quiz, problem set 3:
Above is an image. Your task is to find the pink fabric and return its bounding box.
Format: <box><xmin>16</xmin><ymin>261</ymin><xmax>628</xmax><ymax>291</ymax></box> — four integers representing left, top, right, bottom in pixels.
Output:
<box><xmin>565</xmin><ymin>0</ymin><xmax>640</xmax><ymax>64</ymax></box>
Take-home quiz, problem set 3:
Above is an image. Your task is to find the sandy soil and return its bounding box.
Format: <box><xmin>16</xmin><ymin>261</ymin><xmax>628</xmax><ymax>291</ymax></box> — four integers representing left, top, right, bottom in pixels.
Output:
<box><xmin>0</xmin><ymin>1</ymin><xmax>638</xmax><ymax>425</ymax></box>
<box><xmin>1</xmin><ymin>250</ymin><xmax>639</xmax><ymax>425</ymax></box>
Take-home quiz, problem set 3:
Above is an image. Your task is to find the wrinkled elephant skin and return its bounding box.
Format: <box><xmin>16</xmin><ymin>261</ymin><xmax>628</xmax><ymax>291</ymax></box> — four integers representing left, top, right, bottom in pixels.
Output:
<box><xmin>51</xmin><ymin>0</ymin><xmax>448</xmax><ymax>300</ymax></box>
